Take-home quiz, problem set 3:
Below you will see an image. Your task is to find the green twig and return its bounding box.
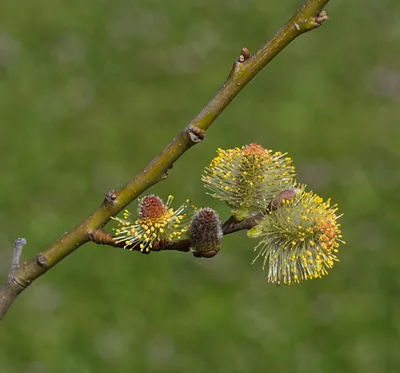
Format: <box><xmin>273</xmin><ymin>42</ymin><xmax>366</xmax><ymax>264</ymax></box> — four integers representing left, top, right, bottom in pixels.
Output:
<box><xmin>0</xmin><ymin>0</ymin><xmax>330</xmax><ymax>321</ymax></box>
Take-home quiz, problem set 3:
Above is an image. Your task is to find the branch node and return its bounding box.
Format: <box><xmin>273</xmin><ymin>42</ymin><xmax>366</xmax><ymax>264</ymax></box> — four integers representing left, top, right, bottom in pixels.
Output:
<box><xmin>36</xmin><ymin>253</ymin><xmax>49</xmax><ymax>269</ymax></box>
<box><xmin>239</xmin><ymin>47</ymin><xmax>251</xmax><ymax>63</ymax></box>
<box><xmin>105</xmin><ymin>190</ymin><xmax>117</xmax><ymax>205</ymax></box>
<box><xmin>89</xmin><ymin>229</ymin><xmax>114</xmax><ymax>246</ymax></box>
<box><xmin>7</xmin><ymin>271</ymin><xmax>29</xmax><ymax>289</ymax></box>
<box><xmin>300</xmin><ymin>10</ymin><xmax>329</xmax><ymax>31</ymax></box>
<box><xmin>315</xmin><ymin>10</ymin><xmax>329</xmax><ymax>25</ymax></box>
<box><xmin>188</xmin><ymin>126</ymin><xmax>206</xmax><ymax>143</ymax></box>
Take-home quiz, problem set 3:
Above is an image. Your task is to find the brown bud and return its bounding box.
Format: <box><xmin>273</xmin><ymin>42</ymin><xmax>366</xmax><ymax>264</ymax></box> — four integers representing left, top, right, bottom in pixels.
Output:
<box><xmin>189</xmin><ymin>208</ymin><xmax>222</xmax><ymax>258</ymax></box>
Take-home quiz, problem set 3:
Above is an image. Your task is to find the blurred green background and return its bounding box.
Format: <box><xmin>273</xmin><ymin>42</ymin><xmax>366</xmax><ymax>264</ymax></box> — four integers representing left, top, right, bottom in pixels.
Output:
<box><xmin>1</xmin><ymin>0</ymin><xmax>399</xmax><ymax>372</ymax></box>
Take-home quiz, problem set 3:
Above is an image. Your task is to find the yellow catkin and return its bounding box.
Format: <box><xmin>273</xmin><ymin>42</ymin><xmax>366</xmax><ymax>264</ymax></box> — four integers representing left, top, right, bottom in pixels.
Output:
<box><xmin>248</xmin><ymin>188</ymin><xmax>345</xmax><ymax>286</ymax></box>
<box><xmin>202</xmin><ymin>144</ymin><xmax>295</xmax><ymax>219</ymax></box>
<box><xmin>112</xmin><ymin>195</ymin><xmax>194</xmax><ymax>253</ymax></box>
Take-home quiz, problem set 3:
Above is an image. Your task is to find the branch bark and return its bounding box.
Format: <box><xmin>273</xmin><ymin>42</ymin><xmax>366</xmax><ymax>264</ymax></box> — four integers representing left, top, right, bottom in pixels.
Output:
<box><xmin>0</xmin><ymin>0</ymin><xmax>330</xmax><ymax>321</ymax></box>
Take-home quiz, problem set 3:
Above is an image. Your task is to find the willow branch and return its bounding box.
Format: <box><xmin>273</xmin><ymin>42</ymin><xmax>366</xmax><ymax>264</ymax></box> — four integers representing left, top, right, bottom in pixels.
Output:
<box><xmin>0</xmin><ymin>0</ymin><xmax>330</xmax><ymax>321</ymax></box>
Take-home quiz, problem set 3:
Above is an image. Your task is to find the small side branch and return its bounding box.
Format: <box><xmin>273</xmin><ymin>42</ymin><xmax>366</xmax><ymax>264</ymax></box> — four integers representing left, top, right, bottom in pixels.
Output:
<box><xmin>89</xmin><ymin>229</ymin><xmax>192</xmax><ymax>253</ymax></box>
<box><xmin>10</xmin><ymin>238</ymin><xmax>26</xmax><ymax>276</ymax></box>
<box><xmin>91</xmin><ymin>214</ymin><xmax>263</xmax><ymax>255</ymax></box>
<box><xmin>0</xmin><ymin>239</ymin><xmax>27</xmax><ymax>320</ymax></box>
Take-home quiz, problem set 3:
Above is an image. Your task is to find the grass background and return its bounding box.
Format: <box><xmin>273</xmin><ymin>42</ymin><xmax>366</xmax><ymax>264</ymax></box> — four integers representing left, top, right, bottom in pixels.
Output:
<box><xmin>1</xmin><ymin>0</ymin><xmax>399</xmax><ymax>372</ymax></box>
